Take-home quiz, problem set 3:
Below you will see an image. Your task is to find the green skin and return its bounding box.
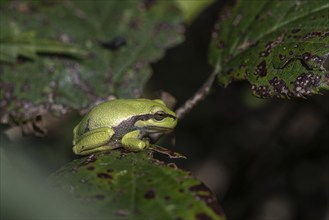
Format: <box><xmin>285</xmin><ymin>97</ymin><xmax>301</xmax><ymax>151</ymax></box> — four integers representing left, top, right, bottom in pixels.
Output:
<box><xmin>73</xmin><ymin>99</ymin><xmax>177</xmax><ymax>155</ymax></box>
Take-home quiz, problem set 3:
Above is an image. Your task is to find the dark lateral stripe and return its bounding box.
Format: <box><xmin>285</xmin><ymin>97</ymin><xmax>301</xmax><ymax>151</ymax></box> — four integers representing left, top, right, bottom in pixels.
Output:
<box><xmin>133</xmin><ymin>113</ymin><xmax>176</xmax><ymax>120</ymax></box>
<box><xmin>112</xmin><ymin>113</ymin><xmax>176</xmax><ymax>139</ymax></box>
<box><xmin>83</xmin><ymin>118</ymin><xmax>91</xmax><ymax>133</ymax></box>
<box><xmin>165</xmin><ymin>113</ymin><xmax>176</xmax><ymax>120</ymax></box>
<box><xmin>133</xmin><ymin>113</ymin><xmax>154</xmax><ymax>122</ymax></box>
<box><xmin>112</xmin><ymin>114</ymin><xmax>152</xmax><ymax>139</ymax></box>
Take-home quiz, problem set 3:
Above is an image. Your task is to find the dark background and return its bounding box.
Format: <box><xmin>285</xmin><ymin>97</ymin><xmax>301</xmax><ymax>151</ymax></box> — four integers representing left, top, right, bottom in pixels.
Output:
<box><xmin>149</xmin><ymin>1</ymin><xmax>329</xmax><ymax>220</ymax></box>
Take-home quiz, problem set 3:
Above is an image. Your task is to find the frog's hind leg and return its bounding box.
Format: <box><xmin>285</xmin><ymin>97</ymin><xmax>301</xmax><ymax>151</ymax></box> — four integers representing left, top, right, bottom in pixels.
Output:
<box><xmin>72</xmin><ymin>127</ymin><xmax>116</xmax><ymax>155</ymax></box>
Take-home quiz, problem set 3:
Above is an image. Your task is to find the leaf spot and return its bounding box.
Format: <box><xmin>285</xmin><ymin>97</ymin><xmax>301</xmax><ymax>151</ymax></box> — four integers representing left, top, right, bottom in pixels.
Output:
<box><xmin>144</xmin><ymin>189</ymin><xmax>155</xmax><ymax>199</ymax></box>
<box><xmin>87</xmin><ymin>166</ymin><xmax>95</xmax><ymax>171</ymax></box>
<box><xmin>302</xmin><ymin>52</ymin><xmax>311</xmax><ymax>61</ymax></box>
<box><xmin>269</xmin><ymin>77</ymin><xmax>292</xmax><ymax>97</ymax></box>
<box><xmin>252</xmin><ymin>85</ymin><xmax>271</xmax><ymax>98</ymax></box>
<box><xmin>311</xmin><ymin>55</ymin><xmax>324</xmax><ymax>65</ymax></box>
<box><xmin>279</xmin><ymin>54</ymin><xmax>286</xmax><ymax>61</ymax></box>
<box><xmin>195</xmin><ymin>213</ymin><xmax>212</xmax><ymax>220</ymax></box>
<box><xmin>294</xmin><ymin>72</ymin><xmax>321</xmax><ymax>97</ymax></box>
<box><xmin>99</xmin><ymin>36</ymin><xmax>127</xmax><ymax>51</ymax></box>
<box><xmin>303</xmin><ymin>31</ymin><xmax>322</xmax><ymax>40</ymax></box>
<box><xmin>259</xmin><ymin>50</ymin><xmax>269</xmax><ymax>57</ymax></box>
<box><xmin>255</xmin><ymin>60</ymin><xmax>267</xmax><ymax>77</ymax></box>
<box><xmin>97</xmin><ymin>173</ymin><xmax>113</xmax><ymax>179</ymax></box>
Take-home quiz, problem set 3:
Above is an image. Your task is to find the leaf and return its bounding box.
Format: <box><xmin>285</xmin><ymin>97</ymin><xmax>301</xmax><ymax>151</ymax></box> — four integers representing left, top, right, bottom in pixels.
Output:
<box><xmin>49</xmin><ymin>150</ymin><xmax>226</xmax><ymax>220</ymax></box>
<box><xmin>209</xmin><ymin>0</ymin><xmax>329</xmax><ymax>98</ymax></box>
<box><xmin>0</xmin><ymin>22</ymin><xmax>88</xmax><ymax>63</ymax></box>
<box><xmin>176</xmin><ymin>0</ymin><xmax>214</xmax><ymax>23</ymax></box>
<box><xmin>0</xmin><ymin>1</ymin><xmax>184</xmax><ymax>123</ymax></box>
<box><xmin>0</xmin><ymin>147</ymin><xmax>83</xmax><ymax>219</ymax></box>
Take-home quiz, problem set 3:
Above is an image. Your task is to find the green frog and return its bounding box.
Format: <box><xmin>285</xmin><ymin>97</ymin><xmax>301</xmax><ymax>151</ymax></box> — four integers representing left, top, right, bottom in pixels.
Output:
<box><xmin>73</xmin><ymin>99</ymin><xmax>177</xmax><ymax>155</ymax></box>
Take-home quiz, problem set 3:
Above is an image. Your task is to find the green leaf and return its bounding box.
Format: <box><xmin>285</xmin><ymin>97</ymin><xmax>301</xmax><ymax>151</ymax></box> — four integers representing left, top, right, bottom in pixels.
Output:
<box><xmin>0</xmin><ymin>1</ymin><xmax>184</xmax><ymax>122</ymax></box>
<box><xmin>0</xmin><ymin>147</ymin><xmax>82</xmax><ymax>219</ymax></box>
<box><xmin>209</xmin><ymin>0</ymin><xmax>329</xmax><ymax>98</ymax></box>
<box><xmin>49</xmin><ymin>150</ymin><xmax>226</xmax><ymax>220</ymax></box>
<box><xmin>176</xmin><ymin>0</ymin><xmax>214</xmax><ymax>23</ymax></box>
<box><xmin>0</xmin><ymin>22</ymin><xmax>88</xmax><ymax>63</ymax></box>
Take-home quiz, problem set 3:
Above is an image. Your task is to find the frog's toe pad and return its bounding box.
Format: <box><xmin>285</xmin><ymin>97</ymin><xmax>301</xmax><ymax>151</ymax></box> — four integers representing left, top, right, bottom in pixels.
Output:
<box><xmin>124</xmin><ymin>142</ymin><xmax>147</xmax><ymax>151</ymax></box>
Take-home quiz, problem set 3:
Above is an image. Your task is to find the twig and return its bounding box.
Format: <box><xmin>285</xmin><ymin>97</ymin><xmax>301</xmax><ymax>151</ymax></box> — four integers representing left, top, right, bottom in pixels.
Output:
<box><xmin>175</xmin><ymin>63</ymin><xmax>221</xmax><ymax>119</ymax></box>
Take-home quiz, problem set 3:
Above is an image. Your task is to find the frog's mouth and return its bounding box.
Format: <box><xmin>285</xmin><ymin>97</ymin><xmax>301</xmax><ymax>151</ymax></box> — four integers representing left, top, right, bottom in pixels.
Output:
<box><xmin>144</xmin><ymin>126</ymin><xmax>174</xmax><ymax>134</ymax></box>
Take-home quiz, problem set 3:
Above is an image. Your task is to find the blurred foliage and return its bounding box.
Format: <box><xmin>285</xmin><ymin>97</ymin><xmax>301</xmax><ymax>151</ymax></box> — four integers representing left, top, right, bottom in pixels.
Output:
<box><xmin>49</xmin><ymin>150</ymin><xmax>225</xmax><ymax>220</ymax></box>
<box><xmin>0</xmin><ymin>0</ymin><xmax>184</xmax><ymax>123</ymax></box>
<box><xmin>209</xmin><ymin>0</ymin><xmax>329</xmax><ymax>98</ymax></box>
<box><xmin>0</xmin><ymin>142</ymin><xmax>82</xmax><ymax>219</ymax></box>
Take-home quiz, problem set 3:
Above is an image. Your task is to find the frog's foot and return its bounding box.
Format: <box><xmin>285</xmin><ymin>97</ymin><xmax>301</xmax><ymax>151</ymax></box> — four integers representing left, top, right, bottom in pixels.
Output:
<box><xmin>122</xmin><ymin>138</ymin><xmax>149</xmax><ymax>151</ymax></box>
<box><xmin>121</xmin><ymin>130</ymin><xmax>149</xmax><ymax>152</ymax></box>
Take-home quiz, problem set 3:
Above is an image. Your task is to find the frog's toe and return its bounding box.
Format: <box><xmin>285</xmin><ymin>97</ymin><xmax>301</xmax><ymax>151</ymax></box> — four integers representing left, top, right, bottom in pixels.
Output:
<box><xmin>137</xmin><ymin>142</ymin><xmax>147</xmax><ymax>150</ymax></box>
<box><xmin>131</xmin><ymin>142</ymin><xmax>146</xmax><ymax>151</ymax></box>
<box><xmin>124</xmin><ymin>142</ymin><xmax>147</xmax><ymax>151</ymax></box>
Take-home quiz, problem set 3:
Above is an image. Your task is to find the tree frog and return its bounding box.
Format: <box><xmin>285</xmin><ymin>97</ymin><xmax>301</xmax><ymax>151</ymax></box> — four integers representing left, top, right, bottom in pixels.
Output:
<box><xmin>73</xmin><ymin>99</ymin><xmax>177</xmax><ymax>155</ymax></box>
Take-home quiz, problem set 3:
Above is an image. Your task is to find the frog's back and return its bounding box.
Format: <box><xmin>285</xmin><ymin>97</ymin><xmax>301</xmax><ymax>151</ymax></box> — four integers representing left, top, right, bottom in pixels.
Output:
<box><xmin>74</xmin><ymin>99</ymin><xmax>158</xmax><ymax>138</ymax></box>
<box><xmin>89</xmin><ymin>99</ymin><xmax>157</xmax><ymax>123</ymax></box>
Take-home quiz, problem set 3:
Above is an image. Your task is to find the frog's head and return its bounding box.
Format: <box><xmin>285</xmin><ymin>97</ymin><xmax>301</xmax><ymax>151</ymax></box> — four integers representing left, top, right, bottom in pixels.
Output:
<box><xmin>134</xmin><ymin>99</ymin><xmax>177</xmax><ymax>133</ymax></box>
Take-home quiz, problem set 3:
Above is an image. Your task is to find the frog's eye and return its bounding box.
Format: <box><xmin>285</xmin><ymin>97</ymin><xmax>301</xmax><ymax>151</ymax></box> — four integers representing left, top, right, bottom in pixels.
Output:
<box><xmin>154</xmin><ymin>111</ymin><xmax>166</xmax><ymax>121</ymax></box>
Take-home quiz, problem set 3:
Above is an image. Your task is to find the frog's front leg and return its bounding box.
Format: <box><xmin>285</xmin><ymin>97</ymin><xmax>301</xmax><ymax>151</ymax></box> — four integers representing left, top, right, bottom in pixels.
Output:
<box><xmin>73</xmin><ymin>127</ymin><xmax>115</xmax><ymax>155</ymax></box>
<box><xmin>121</xmin><ymin>130</ymin><xmax>149</xmax><ymax>151</ymax></box>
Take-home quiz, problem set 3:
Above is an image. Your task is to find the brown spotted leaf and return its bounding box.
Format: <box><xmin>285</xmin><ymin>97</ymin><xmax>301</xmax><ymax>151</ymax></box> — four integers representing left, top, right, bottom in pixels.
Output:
<box><xmin>0</xmin><ymin>0</ymin><xmax>184</xmax><ymax>123</ymax></box>
<box><xmin>48</xmin><ymin>150</ymin><xmax>226</xmax><ymax>220</ymax></box>
<box><xmin>209</xmin><ymin>0</ymin><xmax>329</xmax><ymax>98</ymax></box>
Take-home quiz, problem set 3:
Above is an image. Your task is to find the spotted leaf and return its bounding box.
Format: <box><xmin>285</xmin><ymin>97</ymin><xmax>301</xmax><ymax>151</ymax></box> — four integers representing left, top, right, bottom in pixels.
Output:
<box><xmin>209</xmin><ymin>0</ymin><xmax>329</xmax><ymax>98</ymax></box>
<box><xmin>0</xmin><ymin>0</ymin><xmax>184</xmax><ymax>123</ymax></box>
<box><xmin>49</xmin><ymin>150</ymin><xmax>226</xmax><ymax>220</ymax></box>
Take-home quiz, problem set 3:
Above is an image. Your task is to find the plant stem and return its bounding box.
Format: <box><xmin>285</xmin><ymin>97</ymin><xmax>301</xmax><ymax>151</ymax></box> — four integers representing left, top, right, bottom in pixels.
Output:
<box><xmin>175</xmin><ymin>63</ymin><xmax>221</xmax><ymax>119</ymax></box>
